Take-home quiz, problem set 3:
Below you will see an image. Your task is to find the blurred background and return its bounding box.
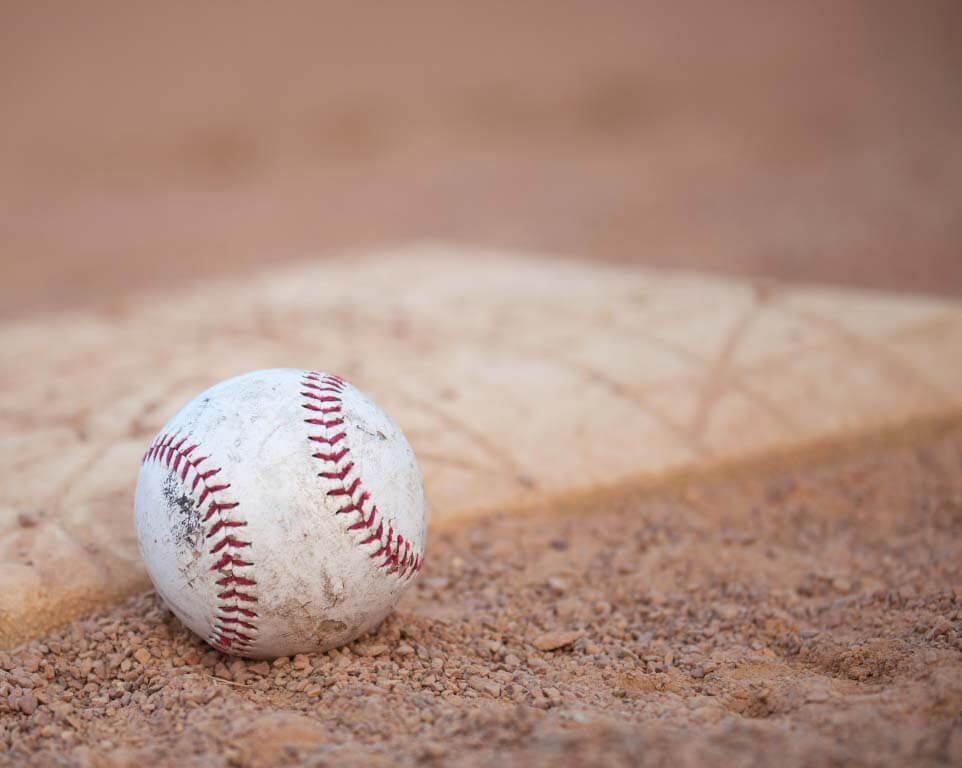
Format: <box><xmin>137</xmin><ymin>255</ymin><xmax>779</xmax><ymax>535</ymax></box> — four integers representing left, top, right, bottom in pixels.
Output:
<box><xmin>2</xmin><ymin>0</ymin><xmax>961</xmax><ymax>319</ymax></box>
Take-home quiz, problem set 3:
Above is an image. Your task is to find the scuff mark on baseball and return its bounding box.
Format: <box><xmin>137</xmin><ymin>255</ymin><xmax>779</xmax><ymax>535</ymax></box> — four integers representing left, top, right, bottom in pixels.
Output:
<box><xmin>134</xmin><ymin>368</ymin><xmax>427</xmax><ymax>658</ymax></box>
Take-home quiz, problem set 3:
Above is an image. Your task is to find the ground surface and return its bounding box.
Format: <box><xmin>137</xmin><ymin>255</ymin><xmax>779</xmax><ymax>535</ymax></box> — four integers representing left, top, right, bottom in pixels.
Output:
<box><xmin>3</xmin><ymin>0</ymin><xmax>962</xmax><ymax>320</ymax></box>
<box><xmin>2</xmin><ymin>425</ymin><xmax>960</xmax><ymax>767</ymax></box>
<box><xmin>3</xmin><ymin>2</ymin><xmax>962</xmax><ymax>765</ymax></box>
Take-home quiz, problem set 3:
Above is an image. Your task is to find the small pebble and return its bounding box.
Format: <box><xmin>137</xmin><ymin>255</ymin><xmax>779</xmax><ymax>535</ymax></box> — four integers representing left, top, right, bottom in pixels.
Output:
<box><xmin>248</xmin><ymin>661</ymin><xmax>270</xmax><ymax>676</ymax></box>
<box><xmin>468</xmin><ymin>677</ymin><xmax>501</xmax><ymax>697</ymax></box>
<box><xmin>18</xmin><ymin>694</ymin><xmax>38</xmax><ymax>715</ymax></box>
<box><xmin>421</xmin><ymin>741</ymin><xmax>447</xmax><ymax>759</ymax></box>
<box><xmin>547</xmin><ymin>577</ymin><xmax>568</xmax><ymax>596</ymax></box>
<box><xmin>832</xmin><ymin>577</ymin><xmax>852</xmax><ymax>593</ymax></box>
<box><xmin>533</xmin><ymin>631</ymin><xmax>582</xmax><ymax>652</ymax></box>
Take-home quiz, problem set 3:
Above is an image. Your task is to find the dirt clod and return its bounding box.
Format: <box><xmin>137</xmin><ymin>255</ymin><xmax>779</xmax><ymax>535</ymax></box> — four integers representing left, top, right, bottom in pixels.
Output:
<box><xmin>533</xmin><ymin>631</ymin><xmax>583</xmax><ymax>651</ymax></box>
<box><xmin>16</xmin><ymin>695</ymin><xmax>37</xmax><ymax>716</ymax></box>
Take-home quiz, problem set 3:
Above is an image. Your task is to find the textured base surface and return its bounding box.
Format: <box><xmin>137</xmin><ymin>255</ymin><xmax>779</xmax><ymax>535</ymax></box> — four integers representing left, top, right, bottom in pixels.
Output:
<box><xmin>1</xmin><ymin>425</ymin><xmax>960</xmax><ymax>766</ymax></box>
<box><xmin>2</xmin><ymin>245</ymin><xmax>962</xmax><ymax>648</ymax></box>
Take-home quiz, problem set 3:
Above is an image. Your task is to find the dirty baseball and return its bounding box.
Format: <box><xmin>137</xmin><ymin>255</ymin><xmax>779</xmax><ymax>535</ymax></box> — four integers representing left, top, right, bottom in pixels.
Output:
<box><xmin>134</xmin><ymin>368</ymin><xmax>427</xmax><ymax>659</ymax></box>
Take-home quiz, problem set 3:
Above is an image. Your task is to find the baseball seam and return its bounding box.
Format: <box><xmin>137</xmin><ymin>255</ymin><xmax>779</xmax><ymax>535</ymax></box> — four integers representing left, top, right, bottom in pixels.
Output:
<box><xmin>301</xmin><ymin>371</ymin><xmax>423</xmax><ymax>579</ymax></box>
<box><xmin>142</xmin><ymin>433</ymin><xmax>258</xmax><ymax>653</ymax></box>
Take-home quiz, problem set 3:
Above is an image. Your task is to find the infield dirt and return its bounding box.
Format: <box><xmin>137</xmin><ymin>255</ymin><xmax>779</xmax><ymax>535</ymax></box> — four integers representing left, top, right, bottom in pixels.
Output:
<box><xmin>2</xmin><ymin>424</ymin><xmax>960</xmax><ymax>767</ymax></box>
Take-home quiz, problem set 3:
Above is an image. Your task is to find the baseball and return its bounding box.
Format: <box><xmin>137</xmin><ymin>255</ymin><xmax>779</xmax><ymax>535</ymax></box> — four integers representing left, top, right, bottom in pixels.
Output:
<box><xmin>134</xmin><ymin>368</ymin><xmax>427</xmax><ymax>659</ymax></box>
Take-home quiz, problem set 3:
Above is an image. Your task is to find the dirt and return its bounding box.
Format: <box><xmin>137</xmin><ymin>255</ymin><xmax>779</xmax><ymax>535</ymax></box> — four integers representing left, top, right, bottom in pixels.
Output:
<box><xmin>3</xmin><ymin>1</ymin><xmax>962</xmax><ymax>320</ymax></box>
<box><xmin>2</xmin><ymin>426</ymin><xmax>960</xmax><ymax>767</ymax></box>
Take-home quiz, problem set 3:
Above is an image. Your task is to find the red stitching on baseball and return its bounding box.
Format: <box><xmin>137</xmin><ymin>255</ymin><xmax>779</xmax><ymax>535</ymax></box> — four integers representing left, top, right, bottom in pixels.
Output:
<box><xmin>327</xmin><ymin>477</ymin><xmax>362</xmax><ymax>497</ymax></box>
<box><xmin>319</xmin><ymin>462</ymin><xmax>354</xmax><ymax>480</ymax></box>
<box><xmin>303</xmin><ymin>406</ymin><xmax>342</xmax><ymax>417</ymax></box>
<box><xmin>302</xmin><ymin>371</ymin><xmax>424</xmax><ymax>581</ymax></box>
<box><xmin>302</xmin><ymin>391</ymin><xmax>341</xmax><ymax>403</ymax></box>
<box><xmin>216</xmin><ymin>574</ymin><xmax>256</xmax><ymax>587</ymax></box>
<box><xmin>210</xmin><ymin>552</ymin><xmax>253</xmax><ymax>570</ymax></box>
<box><xmin>313</xmin><ymin>448</ymin><xmax>349</xmax><ymax>463</ymax></box>
<box><xmin>218</xmin><ymin>588</ymin><xmax>257</xmax><ymax>602</ymax></box>
<box><xmin>143</xmin><ymin>432</ymin><xmax>258</xmax><ymax>653</ymax></box>
<box><xmin>206</xmin><ymin>519</ymin><xmax>246</xmax><ymax>537</ymax></box>
<box><xmin>209</xmin><ymin>535</ymin><xmax>251</xmax><ymax>553</ymax></box>
<box><xmin>309</xmin><ymin>432</ymin><xmax>347</xmax><ymax>446</ymax></box>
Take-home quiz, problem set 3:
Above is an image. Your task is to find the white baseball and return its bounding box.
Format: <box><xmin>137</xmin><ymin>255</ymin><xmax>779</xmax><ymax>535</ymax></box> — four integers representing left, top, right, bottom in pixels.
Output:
<box><xmin>134</xmin><ymin>368</ymin><xmax>427</xmax><ymax>659</ymax></box>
